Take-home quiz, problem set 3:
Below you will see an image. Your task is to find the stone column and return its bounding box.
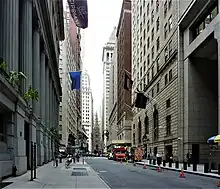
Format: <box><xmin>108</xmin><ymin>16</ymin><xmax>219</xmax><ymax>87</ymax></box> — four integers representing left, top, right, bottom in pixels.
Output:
<box><xmin>49</xmin><ymin>78</ymin><xmax>53</xmax><ymax>159</ymax></box>
<box><xmin>20</xmin><ymin>0</ymin><xmax>33</xmax><ymax>93</ymax></box>
<box><xmin>214</xmin><ymin>24</ymin><xmax>220</xmax><ymax>134</ymax></box>
<box><xmin>32</xmin><ymin>21</ymin><xmax>41</xmax><ymax>118</ymax></box>
<box><xmin>45</xmin><ymin>63</ymin><xmax>50</xmax><ymax>162</ymax></box>
<box><xmin>0</xmin><ymin>0</ymin><xmax>19</xmax><ymax>71</ymax></box>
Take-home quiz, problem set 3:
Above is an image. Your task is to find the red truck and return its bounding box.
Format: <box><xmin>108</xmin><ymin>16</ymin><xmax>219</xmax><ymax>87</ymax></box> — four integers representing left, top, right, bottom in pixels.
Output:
<box><xmin>112</xmin><ymin>147</ymin><xmax>127</xmax><ymax>161</ymax></box>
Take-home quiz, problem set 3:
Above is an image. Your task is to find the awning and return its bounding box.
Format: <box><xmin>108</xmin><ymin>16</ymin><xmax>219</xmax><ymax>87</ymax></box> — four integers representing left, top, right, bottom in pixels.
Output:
<box><xmin>207</xmin><ymin>135</ymin><xmax>220</xmax><ymax>144</ymax></box>
<box><xmin>67</xmin><ymin>0</ymin><xmax>88</xmax><ymax>29</ymax></box>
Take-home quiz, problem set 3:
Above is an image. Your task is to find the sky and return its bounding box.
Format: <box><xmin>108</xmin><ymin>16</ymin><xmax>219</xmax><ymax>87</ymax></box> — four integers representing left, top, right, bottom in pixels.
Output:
<box><xmin>83</xmin><ymin>0</ymin><xmax>123</xmax><ymax>114</ymax></box>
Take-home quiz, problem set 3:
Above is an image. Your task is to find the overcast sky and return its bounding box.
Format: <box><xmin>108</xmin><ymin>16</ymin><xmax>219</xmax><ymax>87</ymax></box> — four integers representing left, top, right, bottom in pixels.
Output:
<box><xmin>83</xmin><ymin>0</ymin><xmax>123</xmax><ymax>115</ymax></box>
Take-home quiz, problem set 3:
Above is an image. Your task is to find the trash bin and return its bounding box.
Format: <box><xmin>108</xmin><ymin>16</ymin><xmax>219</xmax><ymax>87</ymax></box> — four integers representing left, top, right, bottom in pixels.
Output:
<box><xmin>175</xmin><ymin>161</ymin><xmax>179</xmax><ymax>169</ymax></box>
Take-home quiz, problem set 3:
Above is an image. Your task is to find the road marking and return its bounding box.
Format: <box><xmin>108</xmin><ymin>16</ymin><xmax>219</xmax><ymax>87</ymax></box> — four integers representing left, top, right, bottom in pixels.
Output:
<box><xmin>99</xmin><ymin>170</ymin><xmax>107</xmax><ymax>173</ymax></box>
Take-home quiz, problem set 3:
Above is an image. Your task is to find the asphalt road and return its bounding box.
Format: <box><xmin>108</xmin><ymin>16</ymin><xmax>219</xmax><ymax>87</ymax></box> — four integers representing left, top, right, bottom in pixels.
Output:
<box><xmin>86</xmin><ymin>158</ymin><xmax>219</xmax><ymax>189</ymax></box>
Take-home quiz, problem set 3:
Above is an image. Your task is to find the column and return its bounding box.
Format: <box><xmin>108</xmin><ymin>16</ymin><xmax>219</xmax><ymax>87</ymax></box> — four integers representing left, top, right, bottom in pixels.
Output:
<box><xmin>32</xmin><ymin>21</ymin><xmax>41</xmax><ymax>117</ymax></box>
<box><xmin>0</xmin><ymin>0</ymin><xmax>19</xmax><ymax>71</ymax></box>
<box><xmin>20</xmin><ymin>0</ymin><xmax>33</xmax><ymax>93</ymax></box>
<box><xmin>40</xmin><ymin>49</ymin><xmax>46</xmax><ymax>123</ymax></box>
<box><xmin>214</xmin><ymin>24</ymin><xmax>220</xmax><ymax>134</ymax></box>
<box><xmin>48</xmin><ymin>76</ymin><xmax>52</xmax><ymax>159</ymax></box>
<box><xmin>45</xmin><ymin>63</ymin><xmax>49</xmax><ymax>162</ymax></box>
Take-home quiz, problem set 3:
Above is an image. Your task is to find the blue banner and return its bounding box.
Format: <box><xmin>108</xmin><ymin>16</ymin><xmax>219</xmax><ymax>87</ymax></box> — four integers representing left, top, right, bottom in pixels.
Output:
<box><xmin>67</xmin><ymin>0</ymin><xmax>88</xmax><ymax>29</ymax></box>
<box><xmin>69</xmin><ymin>71</ymin><xmax>81</xmax><ymax>90</ymax></box>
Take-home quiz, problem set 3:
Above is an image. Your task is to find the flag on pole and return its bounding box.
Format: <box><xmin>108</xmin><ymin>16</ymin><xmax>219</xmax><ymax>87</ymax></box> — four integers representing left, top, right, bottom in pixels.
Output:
<box><xmin>67</xmin><ymin>0</ymin><xmax>88</xmax><ymax>29</ymax></box>
<box><xmin>124</xmin><ymin>70</ymin><xmax>133</xmax><ymax>90</ymax></box>
<box><xmin>69</xmin><ymin>71</ymin><xmax>81</xmax><ymax>90</ymax></box>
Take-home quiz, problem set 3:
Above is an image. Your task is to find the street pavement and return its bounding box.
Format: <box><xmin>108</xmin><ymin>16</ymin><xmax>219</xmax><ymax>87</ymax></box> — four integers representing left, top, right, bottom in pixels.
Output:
<box><xmin>2</xmin><ymin>159</ymin><xmax>109</xmax><ymax>188</ymax></box>
<box><xmin>86</xmin><ymin>158</ymin><xmax>220</xmax><ymax>189</ymax></box>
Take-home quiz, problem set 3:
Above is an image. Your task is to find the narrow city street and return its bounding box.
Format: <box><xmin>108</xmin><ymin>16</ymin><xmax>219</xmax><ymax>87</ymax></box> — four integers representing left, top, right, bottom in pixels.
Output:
<box><xmin>86</xmin><ymin>158</ymin><xmax>219</xmax><ymax>189</ymax></box>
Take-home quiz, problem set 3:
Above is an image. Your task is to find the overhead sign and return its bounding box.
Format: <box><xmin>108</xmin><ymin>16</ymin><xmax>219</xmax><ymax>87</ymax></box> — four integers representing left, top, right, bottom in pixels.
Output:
<box><xmin>67</xmin><ymin>0</ymin><xmax>88</xmax><ymax>29</ymax></box>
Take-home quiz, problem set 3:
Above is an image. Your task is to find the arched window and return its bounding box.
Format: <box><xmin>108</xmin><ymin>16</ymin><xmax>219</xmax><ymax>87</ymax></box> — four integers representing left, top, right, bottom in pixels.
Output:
<box><xmin>138</xmin><ymin>118</ymin><xmax>142</xmax><ymax>143</ymax></box>
<box><xmin>144</xmin><ymin>115</ymin><xmax>149</xmax><ymax>134</ymax></box>
<box><xmin>153</xmin><ymin>109</ymin><xmax>159</xmax><ymax>140</ymax></box>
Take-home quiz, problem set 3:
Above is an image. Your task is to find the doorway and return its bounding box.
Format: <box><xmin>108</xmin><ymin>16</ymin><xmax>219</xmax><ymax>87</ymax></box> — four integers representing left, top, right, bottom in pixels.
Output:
<box><xmin>165</xmin><ymin>145</ymin><xmax>173</xmax><ymax>162</ymax></box>
<box><xmin>192</xmin><ymin>144</ymin><xmax>200</xmax><ymax>164</ymax></box>
<box><xmin>24</xmin><ymin>122</ymin><xmax>30</xmax><ymax>170</ymax></box>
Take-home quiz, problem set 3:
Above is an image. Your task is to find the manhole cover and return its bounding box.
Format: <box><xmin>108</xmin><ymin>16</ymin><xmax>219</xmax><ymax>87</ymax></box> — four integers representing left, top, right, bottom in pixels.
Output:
<box><xmin>71</xmin><ymin>172</ymin><xmax>88</xmax><ymax>176</ymax></box>
<box><xmin>73</xmin><ymin>168</ymin><xmax>87</xmax><ymax>171</ymax></box>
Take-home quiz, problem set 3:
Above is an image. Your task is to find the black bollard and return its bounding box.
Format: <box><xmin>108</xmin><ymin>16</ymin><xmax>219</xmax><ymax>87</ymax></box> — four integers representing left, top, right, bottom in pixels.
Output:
<box><xmin>175</xmin><ymin>161</ymin><xmax>179</xmax><ymax>169</ymax></box>
<box><xmin>193</xmin><ymin>163</ymin><xmax>197</xmax><ymax>171</ymax></box>
<box><xmin>30</xmin><ymin>142</ymin><xmax>33</xmax><ymax>181</ymax></box>
<box><xmin>149</xmin><ymin>159</ymin><xmax>152</xmax><ymax>164</ymax></box>
<box><xmin>183</xmin><ymin>161</ymin><xmax>187</xmax><ymax>170</ymax></box>
<box><xmin>218</xmin><ymin>164</ymin><xmax>220</xmax><ymax>175</ymax></box>
<box><xmin>169</xmin><ymin>161</ymin><xmax>172</xmax><ymax>167</ymax></box>
<box><xmin>153</xmin><ymin>159</ymin><xmax>156</xmax><ymax>165</ymax></box>
<box><xmin>34</xmin><ymin>143</ymin><xmax>37</xmax><ymax>179</ymax></box>
<box><xmin>12</xmin><ymin>165</ymin><xmax>17</xmax><ymax>177</ymax></box>
<box><xmin>163</xmin><ymin>160</ymin><xmax>166</xmax><ymax>167</ymax></box>
<box><xmin>204</xmin><ymin>163</ymin><xmax>209</xmax><ymax>173</ymax></box>
<box><xmin>59</xmin><ymin>157</ymin><xmax>62</xmax><ymax>163</ymax></box>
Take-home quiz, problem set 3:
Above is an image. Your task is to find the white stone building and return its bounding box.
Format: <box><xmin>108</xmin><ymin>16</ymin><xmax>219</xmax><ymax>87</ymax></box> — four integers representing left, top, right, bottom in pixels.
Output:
<box><xmin>108</xmin><ymin>44</ymin><xmax>118</xmax><ymax>146</ymax></box>
<box><xmin>81</xmin><ymin>71</ymin><xmax>93</xmax><ymax>152</ymax></box>
<box><xmin>101</xmin><ymin>27</ymin><xmax>117</xmax><ymax>152</ymax></box>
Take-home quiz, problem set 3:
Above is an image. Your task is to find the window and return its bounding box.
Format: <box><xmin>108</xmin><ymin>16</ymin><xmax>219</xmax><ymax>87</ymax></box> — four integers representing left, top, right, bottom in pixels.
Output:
<box><xmin>143</xmin><ymin>13</ymin><xmax>146</xmax><ymax>24</ymax></box>
<box><xmin>156</xmin><ymin>58</ymin><xmax>160</xmax><ymax>72</ymax></box>
<box><xmin>151</xmin><ymin>28</ymin><xmax>154</xmax><ymax>41</ymax></box>
<box><xmin>133</xmin><ymin>124</ymin><xmax>135</xmax><ymax>130</ymax></box>
<box><xmin>143</xmin><ymin>29</ymin><xmax>146</xmax><ymax>39</ymax></box>
<box><xmin>157</xmin><ymin>82</ymin><xmax>160</xmax><ymax>93</ymax></box>
<box><xmin>153</xmin><ymin>109</ymin><xmax>159</xmax><ymax>141</ymax></box>
<box><xmin>147</xmin><ymin>73</ymin><xmax>149</xmax><ymax>84</ymax></box>
<box><xmin>165</xmin><ymin>47</ymin><xmax>168</xmax><ymax>61</ymax></box>
<box><xmin>152</xmin><ymin>46</ymin><xmax>154</xmax><ymax>60</ymax></box>
<box><xmin>166</xmin><ymin>115</ymin><xmax>171</xmax><ymax>136</ymax></box>
<box><xmin>147</xmin><ymin>37</ymin><xmax>150</xmax><ymax>48</ymax></box>
<box><xmin>151</xmin><ymin>9</ymin><xmax>154</xmax><ymax>23</ymax></box>
<box><xmin>138</xmin><ymin>118</ymin><xmax>142</xmax><ymax>143</ymax></box>
<box><xmin>144</xmin><ymin>44</ymin><xmax>146</xmax><ymax>55</ymax></box>
<box><xmin>156</xmin><ymin>17</ymin><xmax>160</xmax><ymax>31</ymax></box>
<box><xmin>169</xmin><ymin>69</ymin><xmax>173</xmax><ymax>81</ymax></box>
<box><xmin>165</xmin><ymin>74</ymin><xmax>168</xmax><ymax>85</ymax></box>
<box><xmin>133</xmin><ymin>133</ymin><xmax>136</xmax><ymax>145</ymax></box>
<box><xmin>152</xmin><ymin>87</ymin><xmax>154</xmax><ymax>97</ymax></box>
<box><xmin>156</xmin><ymin>37</ymin><xmax>160</xmax><ymax>51</ymax></box>
<box><xmin>144</xmin><ymin>61</ymin><xmax>146</xmax><ymax>71</ymax></box>
<box><xmin>147</xmin><ymin>20</ymin><xmax>150</xmax><ymax>31</ymax></box>
<box><xmin>140</xmin><ymin>6</ymin><xmax>142</xmax><ymax>16</ymax></box>
<box><xmin>164</xmin><ymin>23</ymin><xmax>168</xmax><ymax>39</ymax></box>
<box><xmin>168</xmin><ymin>16</ymin><xmax>173</xmax><ymax>31</ymax></box>
<box><xmin>168</xmin><ymin>0</ymin><xmax>172</xmax><ymax>9</ymax></box>
<box><xmin>166</xmin><ymin>98</ymin><xmax>171</xmax><ymax>108</ymax></box>
<box><xmin>164</xmin><ymin>1</ymin><xmax>167</xmax><ymax>16</ymax></box>
<box><xmin>147</xmin><ymin>54</ymin><xmax>150</xmax><ymax>65</ymax></box>
<box><xmin>156</xmin><ymin>0</ymin><xmax>159</xmax><ymax>12</ymax></box>
<box><xmin>169</xmin><ymin>40</ymin><xmax>172</xmax><ymax>55</ymax></box>
<box><xmin>140</xmin><ymin>22</ymin><xmax>142</xmax><ymax>32</ymax></box>
<box><xmin>144</xmin><ymin>115</ymin><xmax>149</xmax><ymax>134</ymax></box>
<box><xmin>152</xmin><ymin>65</ymin><xmax>154</xmax><ymax>78</ymax></box>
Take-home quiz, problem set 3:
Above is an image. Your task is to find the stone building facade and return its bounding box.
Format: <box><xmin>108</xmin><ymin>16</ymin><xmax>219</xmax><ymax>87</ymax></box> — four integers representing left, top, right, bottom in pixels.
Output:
<box><xmin>131</xmin><ymin>0</ymin><xmax>179</xmax><ymax>161</ymax></box>
<box><xmin>0</xmin><ymin>0</ymin><xmax>64</xmax><ymax>177</ymax></box>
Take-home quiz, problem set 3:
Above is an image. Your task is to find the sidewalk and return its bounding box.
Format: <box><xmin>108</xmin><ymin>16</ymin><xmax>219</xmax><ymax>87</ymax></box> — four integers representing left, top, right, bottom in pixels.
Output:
<box><xmin>135</xmin><ymin>159</ymin><xmax>220</xmax><ymax>179</ymax></box>
<box><xmin>1</xmin><ymin>159</ymin><xmax>109</xmax><ymax>188</ymax></box>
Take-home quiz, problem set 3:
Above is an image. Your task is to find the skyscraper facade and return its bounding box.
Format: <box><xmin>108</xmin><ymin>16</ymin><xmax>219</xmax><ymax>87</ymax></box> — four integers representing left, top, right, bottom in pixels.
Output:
<box><xmin>101</xmin><ymin>27</ymin><xmax>117</xmax><ymax>152</ymax></box>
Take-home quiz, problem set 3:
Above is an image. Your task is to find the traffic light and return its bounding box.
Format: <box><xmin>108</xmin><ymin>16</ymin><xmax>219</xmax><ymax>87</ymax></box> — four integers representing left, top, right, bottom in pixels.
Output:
<box><xmin>135</xmin><ymin>93</ymin><xmax>148</xmax><ymax>109</ymax></box>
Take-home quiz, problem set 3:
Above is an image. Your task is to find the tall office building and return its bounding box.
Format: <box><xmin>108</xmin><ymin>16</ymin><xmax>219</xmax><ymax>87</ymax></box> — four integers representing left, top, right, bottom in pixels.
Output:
<box><xmin>101</xmin><ymin>27</ymin><xmax>117</xmax><ymax>152</ymax></box>
<box><xmin>178</xmin><ymin>0</ymin><xmax>220</xmax><ymax>164</ymax></box>
<box><xmin>0</xmin><ymin>0</ymin><xmax>64</xmax><ymax>177</ymax></box>
<box><xmin>82</xmin><ymin>71</ymin><xmax>93</xmax><ymax>152</ymax></box>
<box><xmin>116</xmin><ymin>0</ymin><xmax>132</xmax><ymax>144</ymax></box>
<box><xmin>108</xmin><ymin>44</ymin><xmax>118</xmax><ymax>146</ymax></box>
<box><xmin>59</xmin><ymin>9</ymin><xmax>79</xmax><ymax>148</ymax></box>
<box><xmin>131</xmin><ymin>0</ymin><xmax>179</xmax><ymax>160</ymax></box>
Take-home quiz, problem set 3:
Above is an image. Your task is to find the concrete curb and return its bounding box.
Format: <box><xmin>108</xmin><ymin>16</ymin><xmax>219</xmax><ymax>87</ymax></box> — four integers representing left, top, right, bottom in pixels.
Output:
<box><xmin>135</xmin><ymin>162</ymin><xmax>220</xmax><ymax>179</ymax></box>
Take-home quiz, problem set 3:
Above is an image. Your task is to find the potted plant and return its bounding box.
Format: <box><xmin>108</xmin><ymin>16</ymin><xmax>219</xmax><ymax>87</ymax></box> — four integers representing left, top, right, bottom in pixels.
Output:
<box><xmin>23</xmin><ymin>85</ymin><xmax>39</xmax><ymax>106</ymax></box>
<box><xmin>8</xmin><ymin>71</ymin><xmax>27</xmax><ymax>89</ymax></box>
<box><xmin>0</xmin><ymin>59</ymin><xmax>8</xmax><ymax>77</ymax></box>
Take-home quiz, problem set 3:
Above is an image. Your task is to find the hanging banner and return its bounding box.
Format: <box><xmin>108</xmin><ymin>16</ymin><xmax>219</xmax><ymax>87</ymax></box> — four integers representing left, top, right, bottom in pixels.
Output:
<box><xmin>67</xmin><ymin>0</ymin><xmax>88</xmax><ymax>29</ymax></box>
